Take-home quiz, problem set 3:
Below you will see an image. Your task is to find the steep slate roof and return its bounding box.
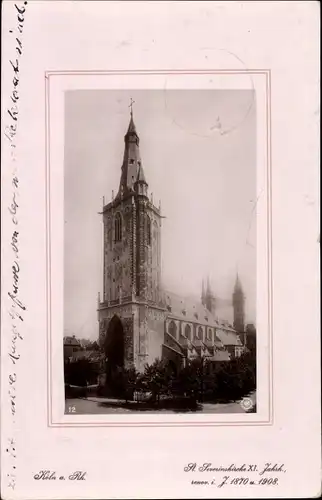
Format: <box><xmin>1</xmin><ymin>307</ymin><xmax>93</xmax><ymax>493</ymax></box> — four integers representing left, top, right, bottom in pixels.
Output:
<box><xmin>216</xmin><ymin>328</ymin><xmax>243</xmax><ymax>346</ymax></box>
<box><xmin>117</xmin><ymin>113</ymin><xmax>146</xmax><ymax>196</ymax></box>
<box><xmin>69</xmin><ymin>350</ymin><xmax>103</xmax><ymax>362</ymax></box>
<box><xmin>164</xmin><ymin>291</ymin><xmax>241</xmax><ymax>348</ymax></box>
<box><xmin>164</xmin><ymin>291</ymin><xmax>235</xmax><ymax>330</ymax></box>
<box><xmin>165</xmin><ymin>291</ymin><xmax>217</xmax><ymax>326</ymax></box>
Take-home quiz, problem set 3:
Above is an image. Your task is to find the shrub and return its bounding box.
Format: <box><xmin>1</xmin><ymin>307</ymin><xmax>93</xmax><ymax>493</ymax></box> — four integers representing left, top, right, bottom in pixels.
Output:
<box><xmin>138</xmin><ymin>359</ymin><xmax>173</xmax><ymax>404</ymax></box>
<box><xmin>169</xmin><ymin>352</ymin><xmax>256</xmax><ymax>404</ymax></box>
<box><xmin>91</xmin><ymin>349</ymin><xmax>256</xmax><ymax>407</ymax></box>
<box><xmin>64</xmin><ymin>358</ymin><xmax>100</xmax><ymax>387</ymax></box>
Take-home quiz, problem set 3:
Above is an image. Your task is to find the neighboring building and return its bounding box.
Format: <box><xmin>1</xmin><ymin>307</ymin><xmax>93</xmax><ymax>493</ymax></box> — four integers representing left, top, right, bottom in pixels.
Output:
<box><xmin>98</xmin><ymin>110</ymin><xmax>247</xmax><ymax>373</ymax></box>
<box><xmin>64</xmin><ymin>335</ymin><xmax>82</xmax><ymax>360</ymax></box>
<box><xmin>68</xmin><ymin>350</ymin><xmax>102</xmax><ymax>362</ymax></box>
<box><xmin>78</xmin><ymin>338</ymin><xmax>92</xmax><ymax>349</ymax></box>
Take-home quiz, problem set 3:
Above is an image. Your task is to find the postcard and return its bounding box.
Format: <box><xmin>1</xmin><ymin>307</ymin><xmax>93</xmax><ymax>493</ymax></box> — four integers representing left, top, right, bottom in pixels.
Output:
<box><xmin>1</xmin><ymin>1</ymin><xmax>320</xmax><ymax>498</ymax></box>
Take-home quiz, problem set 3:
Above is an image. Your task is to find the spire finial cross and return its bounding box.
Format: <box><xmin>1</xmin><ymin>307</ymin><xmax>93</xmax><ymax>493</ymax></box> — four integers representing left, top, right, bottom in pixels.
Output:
<box><xmin>129</xmin><ymin>97</ymin><xmax>135</xmax><ymax>117</ymax></box>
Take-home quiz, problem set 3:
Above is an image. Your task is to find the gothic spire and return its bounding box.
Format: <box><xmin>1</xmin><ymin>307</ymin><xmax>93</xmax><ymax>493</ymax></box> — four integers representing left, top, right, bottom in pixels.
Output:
<box><xmin>125</xmin><ymin>97</ymin><xmax>138</xmax><ymax>139</ymax></box>
<box><xmin>125</xmin><ymin>113</ymin><xmax>138</xmax><ymax>138</ymax></box>
<box><xmin>118</xmin><ymin>104</ymin><xmax>148</xmax><ymax>198</ymax></box>
<box><xmin>234</xmin><ymin>273</ymin><xmax>243</xmax><ymax>293</ymax></box>
<box><xmin>233</xmin><ymin>273</ymin><xmax>245</xmax><ymax>333</ymax></box>
<box><xmin>206</xmin><ymin>275</ymin><xmax>211</xmax><ymax>295</ymax></box>
<box><xmin>203</xmin><ymin>275</ymin><xmax>215</xmax><ymax>313</ymax></box>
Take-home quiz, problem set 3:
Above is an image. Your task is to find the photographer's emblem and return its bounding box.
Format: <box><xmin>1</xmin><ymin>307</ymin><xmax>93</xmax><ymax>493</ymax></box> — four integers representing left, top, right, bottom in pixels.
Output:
<box><xmin>240</xmin><ymin>397</ymin><xmax>253</xmax><ymax>411</ymax></box>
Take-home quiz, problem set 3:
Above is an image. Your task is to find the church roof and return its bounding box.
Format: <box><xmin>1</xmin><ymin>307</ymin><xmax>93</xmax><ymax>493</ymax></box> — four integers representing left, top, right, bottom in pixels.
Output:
<box><xmin>164</xmin><ymin>291</ymin><xmax>236</xmax><ymax>332</ymax></box>
<box><xmin>165</xmin><ymin>291</ymin><xmax>216</xmax><ymax>326</ymax></box>
<box><xmin>215</xmin><ymin>328</ymin><xmax>243</xmax><ymax>346</ymax></box>
<box><xmin>64</xmin><ymin>335</ymin><xmax>81</xmax><ymax>346</ymax></box>
<box><xmin>163</xmin><ymin>291</ymin><xmax>242</xmax><ymax>347</ymax></box>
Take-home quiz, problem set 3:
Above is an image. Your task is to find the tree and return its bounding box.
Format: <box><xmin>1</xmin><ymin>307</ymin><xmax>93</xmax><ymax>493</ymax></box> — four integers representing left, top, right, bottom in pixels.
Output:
<box><xmin>140</xmin><ymin>359</ymin><xmax>173</xmax><ymax>404</ymax></box>
<box><xmin>170</xmin><ymin>357</ymin><xmax>215</xmax><ymax>402</ymax></box>
<box><xmin>121</xmin><ymin>366</ymin><xmax>139</xmax><ymax>403</ymax></box>
<box><xmin>170</xmin><ymin>361</ymin><xmax>200</xmax><ymax>401</ymax></box>
<box><xmin>64</xmin><ymin>358</ymin><xmax>100</xmax><ymax>387</ymax></box>
<box><xmin>213</xmin><ymin>349</ymin><xmax>256</xmax><ymax>402</ymax></box>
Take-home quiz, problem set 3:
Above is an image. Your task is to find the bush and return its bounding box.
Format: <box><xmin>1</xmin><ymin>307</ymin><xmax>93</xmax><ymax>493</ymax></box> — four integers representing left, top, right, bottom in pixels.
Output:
<box><xmin>122</xmin><ymin>366</ymin><xmax>140</xmax><ymax>402</ymax></box>
<box><xmin>168</xmin><ymin>353</ymin><xmax>256</xmax><ymax>404</ymax></box>
<box><xmin>68</xmin><ymin>350</ymin><xmax>256</xmax><ymax>407</ymax></box>
<box><xmin>213</xmin><ymin>351</ymin><xmax>256</xmax><ymax>402</ymax></box>
<box><xmin>64</xmin><ymin>359</ymin><xmax>100</xmax><ymax>387</ymax></box>
<box><xmin>109</xmin><ymin>354</ymin><xmax>256</xmax><ymax>406</ymax></box>
<box><xmin>138</xmin><ymin>359</ymin><xmax>173</xmax><ymax>404</ymax></box>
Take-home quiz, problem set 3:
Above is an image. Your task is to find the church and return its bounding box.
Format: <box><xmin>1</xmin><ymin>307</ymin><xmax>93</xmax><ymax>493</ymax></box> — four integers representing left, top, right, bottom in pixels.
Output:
<box><xmin>97</xmin><ymin>107</ymin><xmax>247</xmax><ymax>373</ymax></box>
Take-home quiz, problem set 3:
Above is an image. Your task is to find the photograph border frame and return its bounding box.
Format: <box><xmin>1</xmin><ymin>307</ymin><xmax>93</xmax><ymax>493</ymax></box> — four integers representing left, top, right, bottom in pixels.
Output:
<box><xmin>45</xmin><ymin>69</ymin><xmax>272</xmax><ymax>428</ymax></box>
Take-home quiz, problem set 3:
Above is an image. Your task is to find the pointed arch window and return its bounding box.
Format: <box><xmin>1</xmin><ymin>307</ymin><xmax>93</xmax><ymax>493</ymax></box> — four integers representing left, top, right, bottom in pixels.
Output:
<box><xmin>168</xmin><ymin>320</ymin><xmax>177</xmax><ymax>338</ymax></box>
<box><xmin>114</xmin><ymin>213</ymin><xmax>122</xmax><ymax>242</ymax></box>
<box><xmin>146</xmin><ymin>214</ymin><xmax>151</xmax><ymax>245</ymax></box>
<box><xmin>185</xmin><ymin>324</ymin><xmax>192</xmax><ymax>341</ymax></box>
<box><xmin>197</xmin><ymin>326</ymin><xmax>203</xmax><ymax>340</ymax></box>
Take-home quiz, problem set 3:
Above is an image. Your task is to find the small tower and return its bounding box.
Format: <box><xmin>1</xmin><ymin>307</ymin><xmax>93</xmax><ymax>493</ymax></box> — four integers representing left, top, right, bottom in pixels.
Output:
<box><xmin>134</xmin><ymin>162</ymin><xmax>148</xmax><ymax>197</ymax></box>
<box><xmin>202</xmin><ymin>276</ymin><xmax>216</xmax><ymax>314</ymax></box>
<box><xmin>201</xmin><ymin>279</ymin><xmax>206</xmax><ymax>306</ymax></box>
<box><xmin>205</xmin><ymin>276</ymin><xmax>212</xmax><ymax>312</ymax></box>
<box><xmin>233</xmin><ymin>273</ymin><xmax>245</xmax><ymax>336</ymax></box>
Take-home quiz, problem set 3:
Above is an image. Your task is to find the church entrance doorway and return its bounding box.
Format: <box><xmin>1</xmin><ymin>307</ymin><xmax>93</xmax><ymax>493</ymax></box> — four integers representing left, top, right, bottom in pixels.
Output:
<box><xmin>104</xmin><ymin>315</ymin><xmax>125</xmax><ymax>397</ymax></box>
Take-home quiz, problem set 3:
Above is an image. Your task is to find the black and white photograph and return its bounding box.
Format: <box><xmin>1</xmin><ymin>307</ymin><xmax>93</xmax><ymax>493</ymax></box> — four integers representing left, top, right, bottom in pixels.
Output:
<box><xmin>63</xmin><ymin>89</ymin><xmax>257</xmax><ymax>414</ymax></box>
<box><xmin>2</xmin><ymin>2</ymin><xmax>320</xmax><ymax>499</ymax></box>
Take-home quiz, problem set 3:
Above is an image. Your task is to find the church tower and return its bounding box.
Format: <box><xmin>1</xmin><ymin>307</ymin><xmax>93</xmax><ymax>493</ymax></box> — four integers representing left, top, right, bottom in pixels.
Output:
<box><xmin>201</xmin><ymin>277</ymin><xmax>216</xmax><ymax>314</ymax></box>
<box><xmin>98</xmin><ymin>104</ymin><xmax>165</xmax><ymax>373</ymax></box>
<box><xmin>233</xmin><ymin>273</ymin><xmax>245</xmax><ymax>338</ymax></box>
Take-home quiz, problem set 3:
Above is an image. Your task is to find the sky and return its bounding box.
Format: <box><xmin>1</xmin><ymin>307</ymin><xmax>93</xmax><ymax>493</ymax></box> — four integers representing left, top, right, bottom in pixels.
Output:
<box><xmin>64</xmin><ymin>89</ymin><xmax>256</xmax><ymax>340</ymax></box>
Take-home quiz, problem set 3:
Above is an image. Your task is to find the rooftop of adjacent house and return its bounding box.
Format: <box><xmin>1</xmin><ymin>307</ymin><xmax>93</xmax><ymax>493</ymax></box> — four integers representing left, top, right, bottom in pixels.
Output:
<box><xmin>215</xmin><ymin>328</ymin><xmax>243</xmax><ymax>347</ymax></box>
<box><xmin>67</xmin><ymin>350</ymin><xmax>103</xmax><ymax>362</ymax></box>
<box><xmin>63</xmin><ymin>335</ymin><xmax>81</xmax><ymax>346</ymax></box>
